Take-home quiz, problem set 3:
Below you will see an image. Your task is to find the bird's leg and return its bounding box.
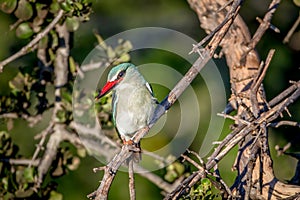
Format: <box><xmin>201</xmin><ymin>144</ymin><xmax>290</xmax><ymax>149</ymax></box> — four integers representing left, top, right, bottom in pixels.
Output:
<box><xmin>123</xmin><ymin>139</ymin><xmax>141</xmax><ymax>153</ymax></box>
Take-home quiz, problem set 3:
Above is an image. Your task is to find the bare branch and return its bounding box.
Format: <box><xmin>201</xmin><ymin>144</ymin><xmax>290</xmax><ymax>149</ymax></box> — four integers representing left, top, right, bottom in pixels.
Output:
<box><xmin>270</xmin><ymin>121</ymin><xmax>300</xmax><ymax>128</ymax></box>
<box><xmin>246</xmin><ymin>0</ymin><xmax>281</xmax><ymax>53</ymax></box>
<box><xmin>250</xmin><ymin>49</ymin><xmax>275</xmax><ymax>117</ymax></box>
<box><xmin>166</xmin><ymin>81</ymin><xmax>300</xmax><ymax>199</ymax></box>
<box><xmin>189</xmin><ymin>0</ymin><xmax>242</xmax><ymax>52</ymax></box>
<box><xmin>283</xmin><ymin>14</ymin><xmax>300</xmax><ymax>44</ymax></box>
<box><xmin>0</xmin><ymin>10</ymin><xmax>64</xmax><ymax>73</ymax></box>
<box><xmin>0</xmin><ymin>158</ymin><xmax>40</xmax><ymax>166</ymax></box>
<box><xmin>128</xmin><ymin>159</ymin><xmax>135</xmax><ymax>200</ymax></box>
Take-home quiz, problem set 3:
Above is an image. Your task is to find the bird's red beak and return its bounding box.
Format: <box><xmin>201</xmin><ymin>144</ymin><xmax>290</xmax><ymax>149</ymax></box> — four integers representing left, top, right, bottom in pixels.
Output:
<box><xmin>95</xmin><ymin>80</ymin><xmax>119</xmax><ymax>99</ymax></box>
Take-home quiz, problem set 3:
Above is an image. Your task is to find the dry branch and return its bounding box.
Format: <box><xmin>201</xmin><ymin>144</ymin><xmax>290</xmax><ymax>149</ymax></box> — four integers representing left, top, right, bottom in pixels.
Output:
<box><xmin>163</xmin><ymin>0</ymin><xmax>300</xmax><ymax>199</ymax></box>
<box><xmin>0</xmin><ymin>10</ymin><xmax>65</xmax><ymax>73</ymax></box>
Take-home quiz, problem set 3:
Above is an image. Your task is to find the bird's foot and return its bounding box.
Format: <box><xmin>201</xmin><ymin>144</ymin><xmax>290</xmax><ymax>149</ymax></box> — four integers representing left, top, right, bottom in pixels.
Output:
<box><xmin>123</xmin><ymin>139</ymin><xmax>134</xmax><ymax>145</ymax></box>
<box><xmin>123</xmin><ymin>139</ymin><xmax>140</xmax><ymax>152</ymax></box>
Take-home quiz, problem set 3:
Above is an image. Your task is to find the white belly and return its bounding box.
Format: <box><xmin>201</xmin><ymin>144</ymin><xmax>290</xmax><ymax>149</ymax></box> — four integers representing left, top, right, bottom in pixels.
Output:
<box><xmin>115</xmin><ymin>84</ymin><xmax>156</xmax><ymax>140</ymax></box>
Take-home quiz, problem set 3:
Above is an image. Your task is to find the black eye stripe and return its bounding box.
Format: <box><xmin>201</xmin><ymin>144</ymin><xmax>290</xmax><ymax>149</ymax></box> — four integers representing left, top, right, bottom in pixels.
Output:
<box><xmin>117</xmin><ymin>70</ymin><xmax>126</xmax><ymax>79</ymax></box>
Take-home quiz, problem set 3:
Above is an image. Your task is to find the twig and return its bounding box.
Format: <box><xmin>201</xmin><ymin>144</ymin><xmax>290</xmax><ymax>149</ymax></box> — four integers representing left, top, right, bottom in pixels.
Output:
<box><xmin>283</xmin><ymin>14</ymin><xmax>300</xmax><ymax>44</ymax></box>
<box><xmin>186</xmin><ymin>149</ymin><xmax>204</xmax><ymax>166</ymax></box>
<box><xmin>245</xmin><ymin>0</ymin><xmax>281</xmax><ymax>55</ymax></box>
<box><xmin>181</xmin><ymin>154</ymin><xmax>203</xmax><ymax>171</ymax></box>
<box><xmin>275</xmin><ymin>142</ymin><xmax>291</xmax><ymax>156</ymax></box>
<box><xmin>189</xmin><ymin>0</ymin><xmax>243</xmax><ymax>53</ymax></box>
<box><xmin>269</xmin><ymin>120</ymin><xmax>300</xmax><ymax>128</ymax></box>
<box><xmin>93</xmin><ymin>166</ymin><xmax>107</xmax><ymax>173</ymax></box>
<box><xmin>0</xmin><ymin>158</ymin><xmax>40</xmax><ymax>166</ymax></box>
<box><xmin>217</xmin><ymin>112</ymin><xmax>251</xmax><ymax>125</ymax></box>
<box><xmin>128</xmin><ymin>159</ymin><xmax>135</xmax><ymax>200</ymax></box>
<box><xmin>29</xmin><ymin>122</ymin><xmax>54</xmax><ymax>168</ymax></box>
<box><xmin>166</xmin><ymin>82</ymin><xmax>300</xmax><ymax>198</ymax></box>
<box><xmin>269</xmin><ymin>81</ymin><xmax>300</xmax><ymax>107</ymax></box>
<box><xmin>256</xmin><ymin>17</ymin><xmax>280</xmax><ymax>33</ymax></box>
<box><xmin>250</xmin><ymin>49</ymin><xmax>275</xmax><ymax>117</ymax></box>
<box><xmin>0</xmin><ymin>10</ymin><xmax>64</xmax><ymax>73</ymax></box>
<box><xmin>213</xmin><ymin>165</ymin><xmax>232</xmax><ymax>198</ymax></box>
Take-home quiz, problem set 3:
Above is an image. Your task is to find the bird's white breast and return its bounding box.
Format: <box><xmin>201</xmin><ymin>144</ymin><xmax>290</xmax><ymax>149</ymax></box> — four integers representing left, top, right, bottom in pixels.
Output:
<box><xmin>115</xmin><ymin>83</ymin><xmax>156</xmax><ymax>140</ymax></box>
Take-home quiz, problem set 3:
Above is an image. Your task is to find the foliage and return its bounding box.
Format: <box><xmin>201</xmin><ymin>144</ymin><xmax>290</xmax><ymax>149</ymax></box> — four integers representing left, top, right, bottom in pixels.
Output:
<box><xmin>0</xmin><ymin>0</ymin><xmax>299</xmax><ymax>199</ymax></box>
<box><xmin>0</xmin><ymin>0</ymin><xmax>136</xmax><ymax>197</ymax></box>
<box><xmin>183</xmin><ymin>178</ymin><xmax>220</xmax><ymax>200</ymax></box>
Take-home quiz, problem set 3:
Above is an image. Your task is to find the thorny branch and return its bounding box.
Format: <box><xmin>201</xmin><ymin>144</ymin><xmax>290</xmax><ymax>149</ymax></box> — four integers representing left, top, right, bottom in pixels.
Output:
<box><xmin>166</xmin><ymin>81</ymin><xmax>300</xmax><ymax>199</ymax></box>
<box><xmin>89</xmin><ymin>0</ymin><xmax>243</xmax><ymax>199</ymax></box>
<box><xmin>1</xmin><ymin>0</ymin><xmax>299</xmax><ymax>199</ymax></box>
<box><xmin>164</xmin><ymin>0</ymin><xmax>300</xmax><ymax>199</ymax></box>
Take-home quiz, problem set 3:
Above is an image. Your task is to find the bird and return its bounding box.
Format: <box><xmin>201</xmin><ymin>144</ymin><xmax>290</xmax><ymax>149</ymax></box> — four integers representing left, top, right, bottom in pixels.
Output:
<box><xmin>95</xmin><ymin>63</ymin><xmax>158</xmax><ymax>158</ymax></box>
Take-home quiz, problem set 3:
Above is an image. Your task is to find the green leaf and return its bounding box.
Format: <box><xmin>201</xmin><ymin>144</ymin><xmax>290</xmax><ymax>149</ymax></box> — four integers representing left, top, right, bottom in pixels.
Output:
<box><xmin>9</xmin><ymin>72</ymin><xmax>25</xmax><ymax>91</ymax></box>
<box><xmin>23</xmin><ymin>167</ymin><xmax>34</xmax><ymax>183</ymax></box>
<box><xmin>173</xmin><ymin>162</ymin><xmax>185</xmax><ymax>175</ymax></box>
<box><xmin>49</xmin><ymin>191</ymin><xmax>63</xmax><ymax>200</ymax></box>
<box><xmin>74</xmin><ymin>2</ymin><xmax>83</xmax><ymax>10</ymax></box>
<box><xmin>38</xmin><ymin>36</ymin><xmax>48</xmax><ymax>49</ymax></box>
<box><xmin>60</xmin><ymin>1</ymin><xmax>72</xmax><ymax>12</ymax></box>
<box><xmin>65</xmin><ymin>17</ymin><xmax>80</xmax><ymax>32</ymax></box>
<box><xmin>50</xmin><ymin>0</ymin><xmax>60</xmax><ymax>14</ymax></box>
<box><xmin>2</xmin><ymin>177</ymin><xmax>8</xmax><ymax>191</ymax></box>
<box><xmin>56</xmin><ymin>110</ymin><xmax>67</xmax><ymax>123</ymax></box>
<box><xmin>201</xmin><ymin>178</ymin><xmax>211</xmax><ymax>186</ymax></box>
<box><xmin>16</xmin><ymin>22</ymin><xmax>33</xmax><ymax>39</ymax></box>
<box><xmin>77</xmin><ymin>148</ymin><xmax>86</xmax><ymax>157</ymax></box>
<box><xmin>36</xmin><ymin>3</ymin><xmax>47</xmax><ymax>18</ymax></box>
<box><xmin>69</xmin><ymin>56</ymin><xmax>77</xmax><ymax>75</ymax></box>
<box><xmin>14</xmin><ymin>0</ymin><xmax>33</xmax><ymax>21</ymax></box>
<box><xmin>0</xmin><ymin>0</ymin><xmax>17</xmax><ymax>13</ymax></box>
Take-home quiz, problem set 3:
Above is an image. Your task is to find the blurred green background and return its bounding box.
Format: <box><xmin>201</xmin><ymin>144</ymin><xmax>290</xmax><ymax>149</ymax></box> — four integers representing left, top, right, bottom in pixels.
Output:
<box><xmin>0</xmin><ymin>0</ymin><xmax>300</xmax><ymax>199</ymax></box>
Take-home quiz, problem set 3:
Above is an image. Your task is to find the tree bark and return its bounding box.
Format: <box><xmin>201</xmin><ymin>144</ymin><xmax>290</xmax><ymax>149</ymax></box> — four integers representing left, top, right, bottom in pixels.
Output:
<box><xmin>188</xmin><ymin>0</ymin><xmax>300</xmax><ymax>199</ymax></box>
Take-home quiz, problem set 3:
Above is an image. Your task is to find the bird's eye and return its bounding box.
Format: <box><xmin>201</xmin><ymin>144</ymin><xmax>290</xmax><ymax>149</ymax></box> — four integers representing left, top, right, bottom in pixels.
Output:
<box><xmin>117</xmin><ymin>70</ymin><xmax>125</xmax><ymax>79</ymax></box>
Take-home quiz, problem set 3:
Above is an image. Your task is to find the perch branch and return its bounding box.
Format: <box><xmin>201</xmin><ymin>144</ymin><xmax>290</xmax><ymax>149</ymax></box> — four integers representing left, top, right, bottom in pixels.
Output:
<box><xmin>189</xmin><ymin>0</ymin><xmax>242</xmax><ymax>53</ymax></box>
<box><xmin>128</xmin><ymin>159</ymin><xmax>135</xmax><ymax>200</ymax></box>
<box><xmin>90</xmin><ymin>51</ymin><xmax>212</xmax><ymax>199</ymax></box>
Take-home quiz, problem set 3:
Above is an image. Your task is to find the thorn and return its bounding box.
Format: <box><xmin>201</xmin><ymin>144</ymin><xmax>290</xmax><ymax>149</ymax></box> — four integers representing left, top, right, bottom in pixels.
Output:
<box><xmin>285</xmin><ymin>107</ymin><xmax>292</xmax><ymax>117</ymax></box>
<box><xmin>212</xmin><ymin>141</ymin><xmax>222</xmax><ymax>145</ymax></box>
<box><xmin>256</xmin><ymin>17</ymin><xmax>280</xmax><ymax>33</ymax></box>
<box><xmin>189</xmin><ymin>44</ymin><xmax>199</xmax><ymax>55</ymax></box>
<box><xmin>93</xmin><ymin>166</ymin><xmax>106</xmax><ymax>173</ymax></box>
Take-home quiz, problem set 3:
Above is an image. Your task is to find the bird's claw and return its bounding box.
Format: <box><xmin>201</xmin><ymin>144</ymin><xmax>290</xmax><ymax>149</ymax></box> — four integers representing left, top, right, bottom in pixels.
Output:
<box><xmin>123</xmin><ymin>139</ymin><xmax>140</xmax><ymax>152</ymax></box>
